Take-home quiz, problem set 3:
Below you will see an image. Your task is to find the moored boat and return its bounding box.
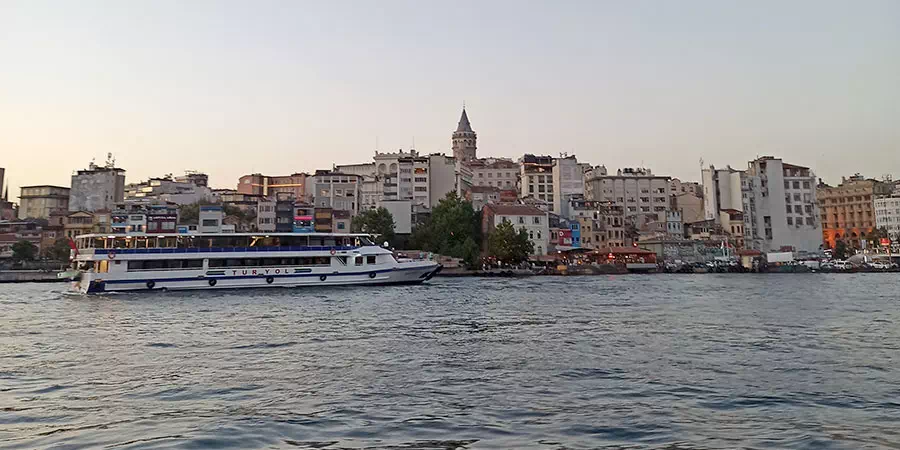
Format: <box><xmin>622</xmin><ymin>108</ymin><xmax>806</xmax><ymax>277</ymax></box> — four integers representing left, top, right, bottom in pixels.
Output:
<box><xmin>65</xmin><ymin>232</ymin><xmax>441</xmax><ymax>294</ymax></box>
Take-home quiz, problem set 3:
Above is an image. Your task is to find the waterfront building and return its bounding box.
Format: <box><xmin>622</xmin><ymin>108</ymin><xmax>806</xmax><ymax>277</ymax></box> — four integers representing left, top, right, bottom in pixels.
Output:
<box><xmin>519</xmin><ymin>154</ymin><xmax>554</xmax><ymax>208</ymax></box>
<box><xmin>451</xmin><ymin>108</ymin><xmax>477</xmax><ymax>162</ymax></box>
<box><xmin>584</xmin><ymin>167</ymin><xmax>672</xmax><ymax>218</ymax></box>
<box><xmin>567</xmin><ymin>197</ymin><xmax>625</xmax><ymax>248</ymax></box>
<box><xmin>237</xmin><ymin>173</ymin><xmax>309</xmax><ymax>202</ymax></box>
<box><xmin>218</xmin><ymin>191</ymin><xmax>267</xmax><ymax>215</ymax></box>
<box><xmin>18</xmin><ymin>185</ymin><xmax>70</xmax><ymax>220</ymax></box>
<box><xmin>199</xmin><ymin>206</ymin><xmax>224</xmax><ymax>233</ymax></box>
<box><xmin>373</xmin><ymin>149</ymin><xmax>460</xmax><ymax>209</ymax></box>
<box><xmin>672</xmin><ymin>192</ymin><xmax>705</xmax><ymax>224</ymax></box>
<box><xmin>817</xmin><ymin>174</ymin><xmax>892</xmax><ymax>249</ymax></box>
<box><xmin>552</xmin><ymin>154</ymin><xmax>590</xmax><ymax>217</ymax></box>
<box><xmin>0</xmin><ymin>220</ymin><xmax>43</xmax><ymax>258</ymax></box>
<box><xmin>256</xmin><ymin>199</ymin><xmax>276</xmax><ymax>232</ymax></box>
<box><xmin>293</xmin><ymin>203</ymin><xmax>315</xmax><ymax>233</ymax></box>
<box><xmin>63</xmin><ymin>211</ymin><xmax>111</xmax><ymax>239</ymax></box>
<box><xmin>742</xmin><ymin>157</ymin><xmax>822</xmax><ymax>254</ymax></box>
<box><xmin>311</xmin><ymin>170</ymin><xmax>361</xmax><ymax>215</ymax></box>
<box><xmin>701</xmin><ymin>165</ymin><xmax>744</xmax><ymax>224</ymax></box>
<box><xmin>874</xmin><ymin>194</ymin><xmax>900</xmax><ymax>240</ymax></box>
<box><xmin>69</xmin><ymin>158</ymin><xmax>126</xmax><ymax>213</ymax></box>
<box><xmin>482</xmin><ymin>204</ymin><xmax>550</xmax><ymax>256</ymax></box>
<box><xmin>275</xmin><ymin>200</ymin><xmax>295</xmax><ymax>233</ymax></box>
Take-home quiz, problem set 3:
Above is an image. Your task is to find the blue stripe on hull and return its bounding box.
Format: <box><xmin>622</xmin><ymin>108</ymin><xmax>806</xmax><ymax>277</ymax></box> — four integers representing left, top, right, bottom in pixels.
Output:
<box><xmin>100</xmin><ymin>264</ymin><xmax>435</xmax><ymax>285</ymax></box>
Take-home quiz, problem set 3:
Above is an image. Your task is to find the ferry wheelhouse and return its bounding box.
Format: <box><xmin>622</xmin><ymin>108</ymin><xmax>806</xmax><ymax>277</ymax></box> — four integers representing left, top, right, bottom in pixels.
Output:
<box><xmin>67</xmin><ymin>233</ymin><xmax>441</xmax><ymax>294</ymax></box>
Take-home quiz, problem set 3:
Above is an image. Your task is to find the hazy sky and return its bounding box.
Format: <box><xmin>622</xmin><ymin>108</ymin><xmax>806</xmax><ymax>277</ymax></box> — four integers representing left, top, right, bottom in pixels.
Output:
<box><xmin>2</xmin><ymin>0</ymin><xmax>898</xmax><ymax>197</ymax></box>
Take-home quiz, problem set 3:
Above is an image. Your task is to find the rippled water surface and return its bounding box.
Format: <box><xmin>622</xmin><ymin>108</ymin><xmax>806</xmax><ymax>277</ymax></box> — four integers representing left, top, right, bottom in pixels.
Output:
<box><xmin>2</xmin><ymin>275</ymin><xmax>900</xmax><ymax>449</ymax></box>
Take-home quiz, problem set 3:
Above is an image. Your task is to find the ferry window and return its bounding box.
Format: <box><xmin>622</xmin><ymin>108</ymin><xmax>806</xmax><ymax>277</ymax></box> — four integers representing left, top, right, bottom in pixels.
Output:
<box><xmin>316</xmin><ymin>257</ymin><xmax>331</xmax><ymax>266</ymax></box>
<box><xmin>195</xmin><ymin>237</ymin><xmax>212</xmax><ymax>248</ymax></box>
<box><xmin>367</xmin><ymin>255</ymin><xmax>376</xmax><ymax>264</ymax></box>
<box><xmin>208</xmin><ymin>259</ymin><xmax>226</xmax><ymax>268</ymax></box>
<box><xmin>212</xmin><ymin>237</ymin><xmax>232</xmax><ymax>248</ymax></box>
<box><xmin>183</xmin><ymin>260</ymin><xmax>203</xmax><ymax>269</ymax></box>
<box><xmin>166</xmin><ymin>260</ymin><xmax>184</xmax><ymax>269</ymax></box>
<box><xmin>261</xmin><ymin>258</ymin><xmax>281</xmax><ymax>266</ymax></box>
<box><xmin>225</xmin><ymin>258</ymin><xmax>243</xmax><ymax>267</ymax></box>
<box><xmin>323</xmin><ymin>237</ymin><xmax>336</xmax><ymax>247</ymax></box>
<box><xmin>244</xmin><ymin>259</ymin><xmax>259</xmax><ymax>267</ymax></box>
<box><xmin>142</xmin><ymin>260</ymin><xmax>166</xmax><ymax>270</ymax></box>
<box><xmin>355</xmin><ymin>256</ymin><xmax>363</xmax><ymax>266</ymax></box>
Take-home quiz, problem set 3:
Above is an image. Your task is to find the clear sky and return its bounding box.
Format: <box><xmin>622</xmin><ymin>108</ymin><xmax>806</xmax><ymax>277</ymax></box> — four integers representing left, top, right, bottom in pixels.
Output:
<box><xmin>1</xmin><ymin>0</ymin><xmax>898</xmax><ymax>197</ymax></box>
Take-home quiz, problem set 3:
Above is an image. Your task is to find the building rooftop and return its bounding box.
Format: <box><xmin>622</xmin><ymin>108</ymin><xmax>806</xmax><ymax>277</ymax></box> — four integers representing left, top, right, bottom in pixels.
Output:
<box><xmin>484</xmin><ymin>204</ymin><xmax>546</xmax><ymax>216</ymax></box>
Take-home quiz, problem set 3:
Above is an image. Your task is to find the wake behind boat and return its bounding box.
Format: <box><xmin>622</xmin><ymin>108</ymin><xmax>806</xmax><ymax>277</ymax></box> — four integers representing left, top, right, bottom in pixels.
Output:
<box><xmin>65</xmin><ymin>232</ymin><xmax>441</xmax><ymax>294</ymax></box>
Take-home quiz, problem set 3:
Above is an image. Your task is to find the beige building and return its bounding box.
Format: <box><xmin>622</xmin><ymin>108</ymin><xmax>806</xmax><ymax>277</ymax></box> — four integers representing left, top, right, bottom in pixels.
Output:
<box><xmin>69</xmin><ymin>161</ymin><xmax>126</xmax><ymax>212</ymax></box>
<box><xmin>19</xmin><ymin>185</ymin><xmax>70</xmax><ymax>220</ymax></box>
<box><xmin>237</xmin><ymin>173</ymin><xmax>309</xmax><ymax>202</ymax></box>
<box><xmin>817</xmin><ymin>174</ymin><xmax>891</xmax><ymax>249</ymax></box>
<box><xmin>585</xmin><ymin>168</ymin><xmax>672</xmax><ymax>217</ymax></box>
<box><xmin>469</xmin><ymin>158</ymin><xmax>519</xmax><ymax>190</ymax></box>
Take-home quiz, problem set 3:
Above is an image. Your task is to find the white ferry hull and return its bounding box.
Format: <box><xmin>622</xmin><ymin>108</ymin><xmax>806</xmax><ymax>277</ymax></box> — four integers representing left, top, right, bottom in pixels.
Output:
<box><xmin>73</xmin><ymin>261</ymin><xmax>441</xmax><ymax>294</ymax></box>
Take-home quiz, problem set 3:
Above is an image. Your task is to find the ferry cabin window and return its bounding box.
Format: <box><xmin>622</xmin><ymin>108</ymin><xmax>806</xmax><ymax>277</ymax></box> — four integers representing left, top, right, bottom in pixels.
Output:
<box><xmin>127</xmin><ymin>260</ymin><xmax>204</xmax><ymax>271</ymax></box>
<box><xmin>355</xmin><ymin>256</ymin><xmax>363</xmax><ymax>266</ymax></box>
<box><xmin>367</xmin><ymin>255</ymin><xmax>376</xmax><ymax>264</ymax></box>
<box><xmin>207</xmin><ymin>257</ymin><xmax>331</xmax><ymax>268</ymax></box>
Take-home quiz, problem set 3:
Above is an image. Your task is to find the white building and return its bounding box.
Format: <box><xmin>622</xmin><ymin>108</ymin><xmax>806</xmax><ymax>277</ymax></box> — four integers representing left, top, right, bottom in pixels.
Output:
<box><xmin>483</xmin><ymin>204</ymin><xmax>550</xmax><ymax>255</ymax></box>
<box><xmin>584</xmin><ymin>167</ymin><xmax>671</xmax><ymax>217</ymax></box>
<box><xmin>256</xmin><ymin>199</ymin><xmax>276</xmax><ymax>232</ymax></box>
<box><xmin>875</xmin><ymin>194</ymin><xmax>900</xmax><ymax>239</ymax></box>
<box><xmin>519</xmin><ymin>154</ymin><xmax>555</xmax><ymax>208</ymax></box>
<box><xmin>198</xmin><ymin>206</ymin><xmax>224</xmax><ymax>233</ymax></box>
<box><xmin>311</xmin><ymin>170</ymin><xmax>361</xmax><ymax>214</ymax></box>
<box><xmin>125</xmin><ymin>174</ymin><xmax>215</xmax><ymax>205</ymax></box>
<box><xmin>69</xmin><ymin>159</ymin><xmax>126</xmax><ymax>212</ymax></box>
<box><xmin>701</xmin><ymin>165</ymin><xmax>744</xmax><ymax>223</ymax></box>
<box><xmin>742</xmin><ymin>157</ymin><xmax>822</xmax><ymax>253</ymax></box>
<box><xmin>552</xmin><ymin>155</ymin><xmax>589</xmax><ymax>217</ymax></box>
<box><xmin>469</xmin><ymin>158</ymin><xmax>519</xmax><ymax>190</ymax></box>
<box><xmin>372</xmin><ymin>149</ymin><xmax>462</xmax><ymax>209</ymax></box>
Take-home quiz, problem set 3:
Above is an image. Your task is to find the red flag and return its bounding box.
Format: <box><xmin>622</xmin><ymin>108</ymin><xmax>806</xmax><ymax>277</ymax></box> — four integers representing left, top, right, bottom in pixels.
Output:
<box><xmin>67</xmin><ymin>237</ymin><xmax>78</xmax><ymax>259</ymax></box>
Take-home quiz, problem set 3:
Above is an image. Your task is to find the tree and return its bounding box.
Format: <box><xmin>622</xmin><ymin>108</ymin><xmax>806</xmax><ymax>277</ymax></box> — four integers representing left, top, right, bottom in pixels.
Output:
<box><xmin>865</xmin><ymin>227</ymin><xmax>889</xmax><ymax>248</ymax></box>
<box><xmin>178</xmin><ymin>203</ymin><xmax>200</xmax><ymax>224</ymax></box>
<box><xmin>487</xmin><ymin>221</ymin><xmax>534</xmax><ymax>265</ymax></box>
<box><xmin>352</xmin><ymin>207</ymin><xmax>396</xmax><ymax>245</ymax></box>
<box><xmin>11</xmin><ymin>240</ymin><xmax>37</xmax><ymax>262</ymax></box>
<box><xmin>45</xmin><ymin>238</ymin><xmax>72</xmax><ymax>262</ymax></box>
<box><xmin>411</xmin><ymin>192</ymin><xmax>482</xmax><ymax>258</ymax></box>
<box><xmin>833</xmin><ymin>239</ymin><xmax>848</xmax><ymax>260</ymax></box>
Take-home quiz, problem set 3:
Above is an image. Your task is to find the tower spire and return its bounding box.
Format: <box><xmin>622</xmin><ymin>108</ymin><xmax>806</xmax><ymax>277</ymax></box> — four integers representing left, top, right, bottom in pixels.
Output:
<box><xmin>451</xmin><ymin>106</ymin><xmax>477</xmax><ymax>161</ymax></box>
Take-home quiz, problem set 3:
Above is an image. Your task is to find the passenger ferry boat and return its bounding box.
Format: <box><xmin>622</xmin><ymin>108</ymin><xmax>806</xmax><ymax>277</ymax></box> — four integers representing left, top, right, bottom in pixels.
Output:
<box><xmin>65</xmin><ymin>233</ymin><xmax>442</xmax><ymax>294</ymax></box>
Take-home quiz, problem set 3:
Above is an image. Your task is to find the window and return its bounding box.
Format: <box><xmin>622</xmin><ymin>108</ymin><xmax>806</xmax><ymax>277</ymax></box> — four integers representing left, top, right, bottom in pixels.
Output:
<box><xmin>202</xmin><ymin>219</ymin><xmax>218</xmax><ymax>227</ymax></box>
<box><xmin>787</xmin><ymin>217</ymin><xmax>793</xmax><ymax>226</ymax></box>
<box><xmin>794</xmin><ymin>205</ymin><xmax>803</xmax><ymax>214</ymax></box>
<box><xmin>533</xmin><ymin>216</ymin><xmax>540</xmax><ymax>224</ymax></box>
<box><xmin>784</xmin><ymin>181</ymin><xmax>790</xmax><ymax>189</ymax></box>
<box><xmin>518</xmin><ymin>217</ymin><xmax>525</xmax><ymax>224</ymax></box>
<box><xmin>336</xmin><ymin>222</ymin><xmax>346</xmax><ymax>230</ymax></box>
<box><xmin>793</xmin><ymin>181</ymin><xmax>800</xmax><ymax>189</ymax></box>
<box><xmin>803</xmin><ymin>181</ymin><xmax>810</xmax><ymax>189</ymax></box>
<box><xmin>355</xmin><ymin>256</ymin><xmax>363</xmax><ymax>266</ymax></box>
<box><xmin>487</xmin><ymin>172</ymin><xmax>493</xmax><ymax>178</ymax></box>
<box><xmin>529</xmin><ymin>185</ymin><xmax>534</xmax><ymax>193</ymax></box>
<box><xmin>806</xmin><ymin>217</ymin><xmax>814</xmax><ymax>226</ymax></box>
<box><xmin>478</xmin><ymin>173</ymin><xmax>484</xmax><ymax>178</ymax></box>
<box><xmin>367</xmin><ymin>255</ymin><xmax>376</xmax><ymax>264</ymax></box>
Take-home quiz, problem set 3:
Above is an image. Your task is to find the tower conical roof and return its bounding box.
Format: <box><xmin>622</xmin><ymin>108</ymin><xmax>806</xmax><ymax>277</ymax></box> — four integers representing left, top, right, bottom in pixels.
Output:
<box><xmin>456</xmin><ymin>108</ymin><xmax>473</xmax><ymax>133</ymax></box>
